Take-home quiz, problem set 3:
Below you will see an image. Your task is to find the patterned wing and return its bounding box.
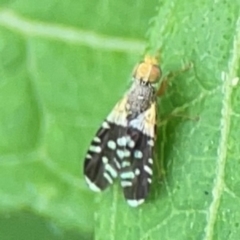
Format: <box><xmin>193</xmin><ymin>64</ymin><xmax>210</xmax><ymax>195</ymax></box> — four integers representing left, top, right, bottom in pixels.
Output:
<box><xmin>120</xmin><ymin>102</ymin><xmax>157</xmax><ymax>207</ymax></box>
<box><xmin>84</xmin><ymin>97</ymin><xmax>128</xmax><ymax>191</ymax></box>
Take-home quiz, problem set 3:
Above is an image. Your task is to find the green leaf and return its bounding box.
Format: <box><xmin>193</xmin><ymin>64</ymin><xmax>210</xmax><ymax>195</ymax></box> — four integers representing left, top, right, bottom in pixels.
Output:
<box><xmin>95</xmin><ymin>1</ymin><xmax>240</xmax><ymax>240</ymax></box>
<box><xmin>0</xmin><ymin>0</ymin><xmax>157</xmax><ymax>239</ymax></box>
<box><xmin>1</xmin><ymin>0</ymin><xmax>240</xmax><ymax>240</ymax></box>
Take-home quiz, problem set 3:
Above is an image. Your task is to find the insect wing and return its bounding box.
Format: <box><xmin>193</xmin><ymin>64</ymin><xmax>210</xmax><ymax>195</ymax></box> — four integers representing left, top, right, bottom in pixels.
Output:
<box><xmin>121</xmin><ymin>102</ymin><xmax>157</xmax><ymax>207</ymax></box>
<box><xmin>84</xmin><ymin>97</ymin><xmax>128</xmax><ymax>192</ymax></box>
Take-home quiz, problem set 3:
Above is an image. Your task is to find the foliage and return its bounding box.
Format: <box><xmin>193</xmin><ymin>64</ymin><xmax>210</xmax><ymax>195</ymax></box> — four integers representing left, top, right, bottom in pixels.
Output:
<box><xmin>0</xmin><ymin>0</ymin><xmax>240</xmax><ymax>239</ymax></box>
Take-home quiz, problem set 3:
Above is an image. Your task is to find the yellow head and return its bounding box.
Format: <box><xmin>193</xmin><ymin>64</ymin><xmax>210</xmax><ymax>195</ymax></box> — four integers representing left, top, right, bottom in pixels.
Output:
<box><xmin>133</xmin><ymin>56</ymin><xmax>161</xmax><ymax>83</ymax></box>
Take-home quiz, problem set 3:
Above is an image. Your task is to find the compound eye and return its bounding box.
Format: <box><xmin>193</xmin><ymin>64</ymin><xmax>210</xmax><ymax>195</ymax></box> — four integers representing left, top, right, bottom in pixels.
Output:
<box><xmin>148</xmin><ymin>65</ymin><xmax>161</xmax><ymax>83</ymax></box>
<box><xmin>132</xmin><ymin>57</ymin><xmax>161</xmax><ymax>83</ymax></box>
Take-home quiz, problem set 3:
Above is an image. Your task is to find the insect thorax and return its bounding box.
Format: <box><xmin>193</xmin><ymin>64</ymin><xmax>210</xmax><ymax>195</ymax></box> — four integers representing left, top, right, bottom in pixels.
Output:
<box><xmin>126</xmin><ymin>80</ymin><xmax>156</xmax><ymax>119</ymax></box>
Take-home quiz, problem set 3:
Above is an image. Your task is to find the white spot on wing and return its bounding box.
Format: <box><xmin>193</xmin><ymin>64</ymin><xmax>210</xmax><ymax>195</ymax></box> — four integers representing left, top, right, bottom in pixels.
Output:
<box><xmin>114</xmin><ymin>158</ymin><xmax>121</xmax><ymax>169</ymax></box>
<box><xmin>120</xmin><ymin>171</ymin><xmax>135</xmax><ymax>179</ymax></box>
<box><xmin>105</xmin><ymin>164</ymin><xmax>118</xmax><ymax>178</ymax></box>
<box><xmin>107</xmin><ymin>140</ymin><xmax>116</xmax><ymax>150</ymax></box>
<box><xmin>144</xmin><ymin>165</ymin><xmax>153</xmax><ymax>175</ymax></box>
<box><xmin>148</xmin><ymin>158</ymin><xmax>153</xmax><ymax>164</ymax></box>
<box><xmin>85</xmin><ymin>176</ymin><xmax>101</xmax><ymax>192</ymax></box>
<box><xmin>121</xmin><ymin>161</ymin><xmax>130</xmax><ymax>168</ymax></box>
<box><xmin>94</xmin><ymin>137</ymin><xmax>101</xmax><ymax>143</ymax></box>
<box><xmin>103</xmin><ymin>172</ymin><xmax>113</xmax><ymax>184</ymax></box>
<box><xmin>128</xmin><ymin>139</ymin><xmax>135</xmax><ymax>148</ymax></box>
<box><xmin>147</xmin><ymin>139</ymin><xmax>154</xmax><ymax>146</ymax></box>
<box><xmin>124</xmin><ymin>150</ymin><xmax>130</xmax><ymax>157</ymax></box>
<box><xmin>117</xmin><ymin>136</ymin><xmax>129</xmax><ymax>146</ymax></box>
<box><xmin>117</xmin><ymin>150</ymin><xmax>125</xmax><ymax>159</ymax></box>
<box><xmin>102</xmin><ymin>121</ymin><xmax>110</xmax><ymax>129</ymax></box>
<box><xmin>121</xmin><ymin>181</ymin><xmax>132</xmax><ymax>187</ymax></box>
<box><xmin>135</xmin><ymin>168</ymin><xmax>140</xmax><ymax>176</ymax></box>
<box><xmin>102</xmin><ymin>156</ymin><xmax>108</xmax><ymax>164</ymax></box>
<box><xmin>127</xmin><ymin>199</ymin><xmax>145</xmax><ymax>207</ymax></box>
<box><xmin>89</xmin><ymin>145</ymin><xmax>101</xmax><ymax>153</ymax></box>
<box><xmin>134</xmin><ymin>150</ymin><xmax>143</xmax><ymax>159</ymax></box>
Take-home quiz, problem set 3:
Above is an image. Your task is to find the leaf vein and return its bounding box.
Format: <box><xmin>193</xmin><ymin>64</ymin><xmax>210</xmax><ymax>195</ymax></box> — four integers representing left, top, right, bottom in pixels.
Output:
<box><xmin>204</xmin><ymin>16</ymin><xmax>240</xmax><ymax>240</ymax></box>
<box><xmin>0</xmin><ymin>9</ymin><xmax>144</xmax><ymax>53</ymax></box>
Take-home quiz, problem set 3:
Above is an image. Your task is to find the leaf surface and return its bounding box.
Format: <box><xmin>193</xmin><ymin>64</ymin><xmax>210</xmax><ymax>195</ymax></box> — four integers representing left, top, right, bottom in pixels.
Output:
<box><xmin>0</xmin><ymin>0</ymin><xmax>240</xmax><ymax>240</ymax></box>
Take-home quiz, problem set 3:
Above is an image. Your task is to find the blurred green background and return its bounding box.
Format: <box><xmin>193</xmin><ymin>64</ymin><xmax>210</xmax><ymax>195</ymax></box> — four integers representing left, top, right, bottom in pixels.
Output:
<box><xmin>1</xmin><ymin>0</ymin><xmax>240</xmax><ymax>240</ymax></box>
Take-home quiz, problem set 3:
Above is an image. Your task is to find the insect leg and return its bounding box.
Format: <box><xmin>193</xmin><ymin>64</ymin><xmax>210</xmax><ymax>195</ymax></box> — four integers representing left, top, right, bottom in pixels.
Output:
<box><xmin>157</xmin><ymin>62</ymin><xmax>193</xmax><ymax>97</ymax></box>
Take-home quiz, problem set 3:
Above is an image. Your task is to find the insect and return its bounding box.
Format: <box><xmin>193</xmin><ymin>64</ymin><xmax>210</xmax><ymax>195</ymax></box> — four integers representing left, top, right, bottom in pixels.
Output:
<box><xmin>84</xmin><ymin>56</ymin><xmax>162</xmax><ymax>207</ymax></box>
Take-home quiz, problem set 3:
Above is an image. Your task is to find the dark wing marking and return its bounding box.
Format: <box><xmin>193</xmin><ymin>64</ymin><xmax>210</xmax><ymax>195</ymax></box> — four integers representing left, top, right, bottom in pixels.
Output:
<box><xmin>84</xmin><ymin>121</ymin><xmax>126</xmax><ymax>191</ymax></box>
<box><xmin>84</xmin><ymin>97</ymin><xmax>128</xmax><ymax>192</ymax></box>
<box><xmin>120</xmin><ymin>129</ymin><xmax>155</xmax><ymax>207</ymax></box>
<box><xmin>120</xmin><ymin>103</ymin><xmax>156</xmax><ymax>207</ymax></box>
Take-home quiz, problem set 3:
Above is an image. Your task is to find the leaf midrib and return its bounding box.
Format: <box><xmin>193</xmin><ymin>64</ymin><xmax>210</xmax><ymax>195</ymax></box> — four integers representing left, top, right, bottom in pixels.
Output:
<box><xmin>0</xmin><ymin>9</ymin><xmax>144</xmax><ymax>53</ymax></box>
<box><xmin>203</xmin><ymin>16</ymin><xmax>240</xmax><ymax>240</ymax></box>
